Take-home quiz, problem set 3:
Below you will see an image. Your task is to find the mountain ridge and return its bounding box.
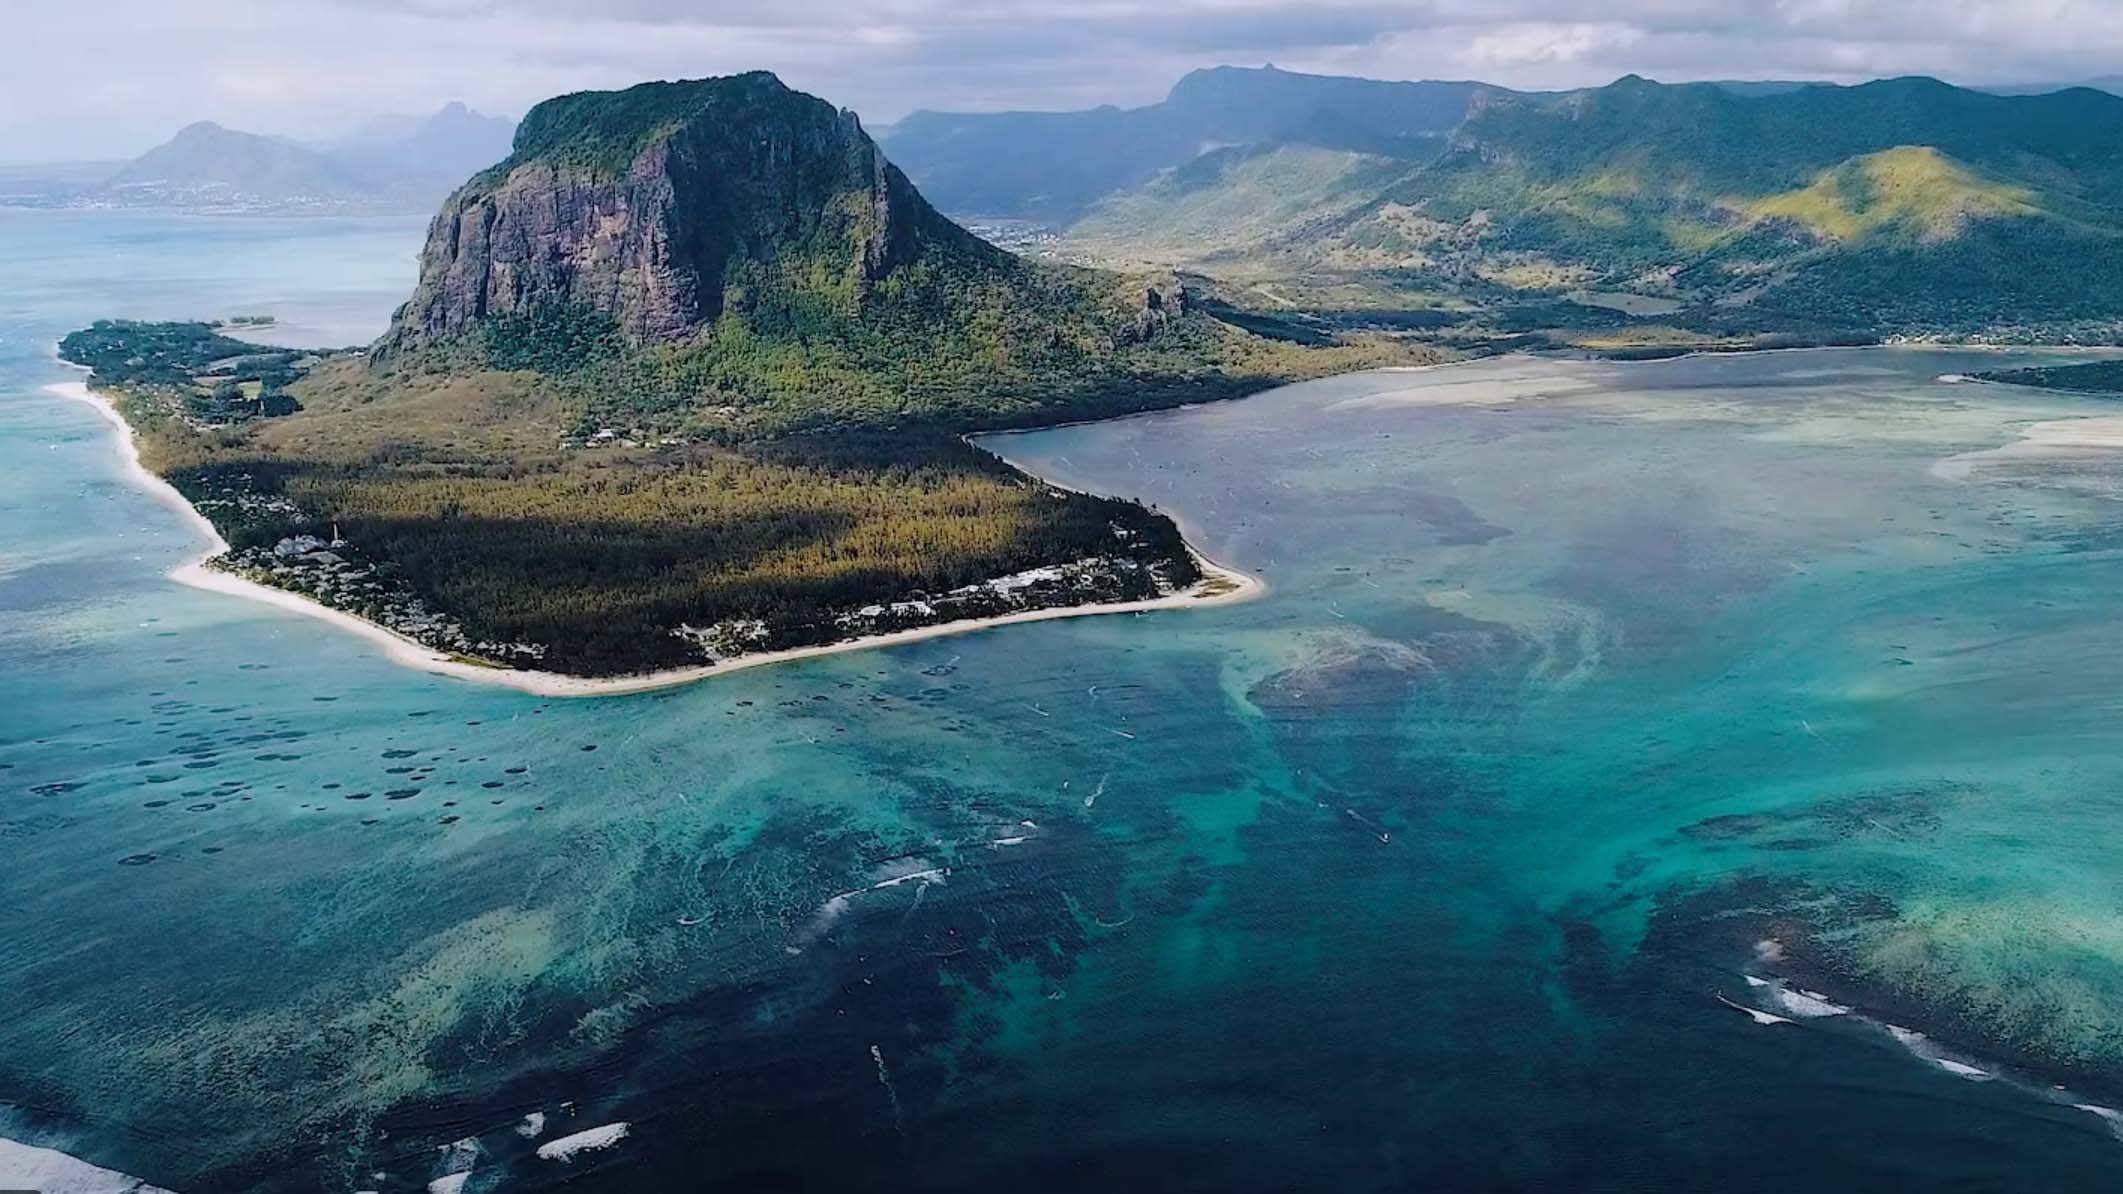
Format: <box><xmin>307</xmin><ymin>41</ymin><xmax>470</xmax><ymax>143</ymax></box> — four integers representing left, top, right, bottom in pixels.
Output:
<box><xmin>100</xmin><ymin>120</ymin><xmax>374</xmax><ymax>204</ymax></box>
<box><xmin>1027</xmin><ymin>70</ymin><xmax>2123</xmax><ymax>341</ymax></box>
<box><xmin>883</xmin><ymin>64</ymin><xmax>1509</xmax><ymax>223</ymax></box>
<box><xmin>84</xmin><ymin>104</ymin><xmax>519</xmax><ymax>211</ymax></box>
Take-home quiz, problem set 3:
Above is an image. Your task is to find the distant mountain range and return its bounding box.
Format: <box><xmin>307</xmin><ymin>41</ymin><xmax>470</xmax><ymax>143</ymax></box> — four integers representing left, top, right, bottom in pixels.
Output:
<box><xmin>882</xmin><ymin>66</ymin><xmax>1511</xmax><ymax>225</ymax></box>
<box><xmin>1987</xmin><ymin>75</ymin><xmax>2123</xmax><ymax>97</ymax></box>
<box><xmin>887</xmin><ymin>66</ymin><xmax>2123</xmax><ymax>339</ymax></box>
<box><xmin>52</xmin><ymin>103</ymin><xmax>516</xmax><ymax>213</ymax></box>
<box><xmin>884</xmin><ymin>66</ymin><xmax>2123</xmax><ymax>228</ymax></box>
<box><xmin>28</xmin><ymin>64</ymin><xmax>2123</xmax><ymax>339</ymax></box>
<box><xmin>312</xmin><ymin>101</ymin><xmax>518</xmax><ymax>200</ymax></box>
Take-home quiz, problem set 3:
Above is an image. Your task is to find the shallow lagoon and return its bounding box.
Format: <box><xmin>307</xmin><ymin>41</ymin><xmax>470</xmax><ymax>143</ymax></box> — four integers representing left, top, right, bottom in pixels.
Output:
<box><xmin>6</xmin><ymin>212</ymin><xmax>2123</xmax><ymax>1189</ymax></box>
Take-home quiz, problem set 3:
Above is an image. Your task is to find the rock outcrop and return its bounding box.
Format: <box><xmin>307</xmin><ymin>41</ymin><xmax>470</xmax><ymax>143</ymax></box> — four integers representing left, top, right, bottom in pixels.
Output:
<box><xmin>381</xmin><ymin>72</ymin><xmax>970</xmax><ymax>351</ymax></box>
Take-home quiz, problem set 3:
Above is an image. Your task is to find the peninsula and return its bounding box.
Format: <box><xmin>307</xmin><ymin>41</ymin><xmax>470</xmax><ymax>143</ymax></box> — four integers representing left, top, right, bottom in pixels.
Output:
<box><xmin>60</xmin><ymin>73</ymin><xmax>1403</xmax><ymax>685</ymax></box>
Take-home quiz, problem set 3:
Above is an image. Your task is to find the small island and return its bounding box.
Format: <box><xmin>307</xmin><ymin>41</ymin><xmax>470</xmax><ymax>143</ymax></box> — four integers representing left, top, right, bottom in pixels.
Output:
<box><xmin>59</xmin><ymin>74</ymin><xmax>1404</xmax><ymax>686</ymax></box>
<box><xmin>1970</xmin><ymin>359</ymin><xmax>2123</xmax><ymax>394</ymax></box>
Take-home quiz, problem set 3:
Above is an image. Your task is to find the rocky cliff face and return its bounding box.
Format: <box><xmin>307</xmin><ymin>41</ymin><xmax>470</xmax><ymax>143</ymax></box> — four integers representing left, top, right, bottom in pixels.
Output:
<box><xmin>381</xmin><ymin>72</ymin><xmax>962</xmax><ymax>351</ymax></box>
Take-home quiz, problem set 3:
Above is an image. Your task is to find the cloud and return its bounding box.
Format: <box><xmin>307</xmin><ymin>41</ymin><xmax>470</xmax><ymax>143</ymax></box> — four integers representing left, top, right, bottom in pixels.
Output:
<box><xmin>1460</xmin><ymin>22</ymin><xmax>1645</xmax><ymax>67</ymax></box>
<box><xmin>8</xmin><ymin>0</ymin><xmax>2123</xmax><ymax>161</ymax></box>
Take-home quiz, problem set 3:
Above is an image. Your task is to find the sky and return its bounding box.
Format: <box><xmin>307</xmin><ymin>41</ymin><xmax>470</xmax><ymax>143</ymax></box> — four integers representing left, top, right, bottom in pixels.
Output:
<box><xmin>9</xmin><ymin>0</ymin><xmax>2123</xmax><ymax>161</ymax></box>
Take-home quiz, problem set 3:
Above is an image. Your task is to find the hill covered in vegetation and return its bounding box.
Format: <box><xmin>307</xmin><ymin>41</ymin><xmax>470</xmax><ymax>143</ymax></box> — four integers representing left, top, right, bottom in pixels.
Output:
<box><xmin>989</xmin><ymin>73</ymin><xmax>2123</xmax><ymax>350</ymax></box>
<box><xmin>68</xmin><ymin>72</ymin><xmax>1406</xmax><ymax>677</ymax></box>
<box><xmin>1358</xmin><ymin>77</ymin><xmax>2123</xmax><ymax>333</ymax></box>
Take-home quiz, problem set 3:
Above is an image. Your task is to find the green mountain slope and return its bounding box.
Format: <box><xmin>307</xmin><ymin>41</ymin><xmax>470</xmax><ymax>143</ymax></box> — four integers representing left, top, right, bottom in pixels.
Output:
<box><xmin>1067</xmin><ymin>142</ymin><xmax>1414</xmax><ymax>265</ymax></box>
<box><xmin>1060</xmin><ymin>74</ymin><xmax>2123</xmax><ymax>339</ymax></box>
<box><xmin>1392</xmin><ymin>77</ymin><xmax>2123</xmax><ymax>329</ymax></box>
<box><xmin>380</xmin><ymin>71</ymin><xmax>1387</xmax><ymax>437</ymax></box>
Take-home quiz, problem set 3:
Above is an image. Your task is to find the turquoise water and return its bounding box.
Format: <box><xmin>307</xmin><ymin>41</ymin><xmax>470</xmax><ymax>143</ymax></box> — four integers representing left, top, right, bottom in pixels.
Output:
<box><xmin>7</xmin><ymin>210</ymin><xmax>2123</xmax><ymax>1190</ymax></box>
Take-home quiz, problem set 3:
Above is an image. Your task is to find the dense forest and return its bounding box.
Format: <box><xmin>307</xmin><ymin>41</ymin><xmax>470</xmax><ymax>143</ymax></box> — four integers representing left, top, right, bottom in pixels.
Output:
<box><xmin>63</xmin><ymin>316</ymin><xmax>1332</xmax><ymax>676</ymax></box>
<box><xmin>61</xmin><ymin>320</ymin><xmax>311</xmax><ymax>420</ymax></box>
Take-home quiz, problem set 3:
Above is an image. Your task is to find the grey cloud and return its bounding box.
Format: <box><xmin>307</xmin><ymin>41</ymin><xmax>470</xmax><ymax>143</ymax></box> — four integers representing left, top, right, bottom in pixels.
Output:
<box><xmin>10</xmin><ymin>0</ymin><xmax>2123</xmax><ymax>161</ymax></box>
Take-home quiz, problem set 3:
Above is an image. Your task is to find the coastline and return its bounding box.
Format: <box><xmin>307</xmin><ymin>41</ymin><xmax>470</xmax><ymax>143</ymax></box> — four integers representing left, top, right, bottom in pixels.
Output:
<box><xmin>53</xmin><ymin>341</ymin><xmax>2110</xmax><ymax>698</ymax></box>
<box><xmin>45</xmin><ymin>377</ymin><xmax>1263</xmax><ymax>699</ymax></box>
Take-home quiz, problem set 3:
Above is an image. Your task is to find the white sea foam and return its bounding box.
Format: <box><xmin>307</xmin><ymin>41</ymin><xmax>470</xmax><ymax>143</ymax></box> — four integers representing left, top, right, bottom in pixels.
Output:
<box><xmin>1085</xmin><ymin>772</ymin><xmax>1110</xmax><ymax>809</ymax></box>
<box><xmin>1716</xmin><ymin>993</ymin><xmax>1793</xmax><ymax>1026</ymax></box>
<box><xmin>790</xmin><ymin>861</ymin><xmax>953</xmax><ymax>953</ymax></box>
<box><xmin>804</xmin><ymin>863</ymin><xmax>947</xmax><ymax>937</ymax></box>
<box><xmin>2072</xmin><ymin>1103</ymin><xmax>2123</xmax><ymax>1139</ymax></box>
<box><xmin>0</xmin><ymin>1136</ymin><xmax>177</xmax><ymax>1194</ymax></box>
<box><xmin>870</xmin><ymin>865</ymin><xmax>947</xmax><ymax>891</ymax></box>
<box><xmin>1744</xmin><ymin>977</ymin><xmax>1850</xmax><ymax>1019</ymax></box>
<box><xmin>427</xmin><ymin>1135</ymin><xmax>483</xmax><ymax>1193</ymax></box>
<box><xmin>536</xmin><ymin>1122</ymin><xmax>630</xmax><ymax>1162</ymax></box>
<box><xmin>1775</xmin><ymin>987</ymin><xmax>1850</xmax><ymax>1018</ymax></box>
<box><xmin>1886</xmin><ymin>1025</ymin><xmax>1991</xmax><ymax>1081</ymax></box>
<box><xmin>871</xmin><ymin>1044</ymin><xmax>905</xmax><ymax>1132</ymax></box>
<box><xmin>516</xmin><ymin>1111</ymin><xmax>547</xmax><ymax>1138</ymax></box>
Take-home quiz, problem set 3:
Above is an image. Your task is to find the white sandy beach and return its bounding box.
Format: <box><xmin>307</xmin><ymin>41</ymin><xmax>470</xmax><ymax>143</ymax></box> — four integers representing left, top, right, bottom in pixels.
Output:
<box><xmin>46</xmin><ymin>377</ymin><xmax>1263</xmax><ymax>699</ymax></box>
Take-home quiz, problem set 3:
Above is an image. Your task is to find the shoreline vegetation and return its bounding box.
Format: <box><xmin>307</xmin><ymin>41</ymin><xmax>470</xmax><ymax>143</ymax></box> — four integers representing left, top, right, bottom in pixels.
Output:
<box><xmin>55</xmin><ymin>338</ymin><xmax>2098</xmax><ymax>698</ymax></box>
<box><xmin>53</xmin><ymin>304</ymin><xmax>1320</xmax><ymax>681</ymax></box>
<box><xmin>1966</xmin><ymin>357</ymin><xmax>2123</xmax><ymax>395</ymax></box>
<box><xmin>48</xmin><ymin>375</ymin><xmax>1263</xmax><ymax>698</ymax></box>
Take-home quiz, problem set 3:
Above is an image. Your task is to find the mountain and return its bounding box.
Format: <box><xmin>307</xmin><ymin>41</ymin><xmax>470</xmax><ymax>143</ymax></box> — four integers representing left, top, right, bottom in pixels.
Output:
<box><xmin>1360</xmin><ymin>76</ymin><xmax>2123</xmax><ymax>329</ymax></box>
<box><xmin>69</xmin><ymin>72</ymin><xmax>1391</xmax><ymax>677</ymax></box>
<box><xmin>1986</xmin><ymin>76</ymin><xmax>2123</xmax><ymax>98</ymax></box>
<box><xmin>1067</xmin><ymin>141</ymin><xmax>1411</xmax><ymax>265</ymax></box>
<box><xmin>383</xmin><ymin>75</ymin><xmax>961</xmax><ymax>351</ymax></box>
<box><xmin>88</xmin><ymin>104</ymin><xmax>517</xmax><ymax>212</ymax></box>
<box><xmin>1055</xmin><ymin>73</ymin><xmax>2123</xmax><ymax>339</ymax></box>
<box><xmin>331</xmin><ymin>112</ymin><xmax>429</xmax><ymax>147</ymax></box>
<box><xmin>327</xmin><ymin>101</ymin><xmax>517</xmax><ymax>197</ymax></box>
<box><xmin>376</xmin><ymin>71</ymin><xmax>1378</xmax><ymax>433</ymax></box>
<box><xmin>882</xmin><ymin>65</ymin><xmax>1507</xmax><ymax>223</ymax></box>
<box><xmin>98</xmin><ymin>121</ymin><xmax>375</xmax><ymax>207</ymax></box>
